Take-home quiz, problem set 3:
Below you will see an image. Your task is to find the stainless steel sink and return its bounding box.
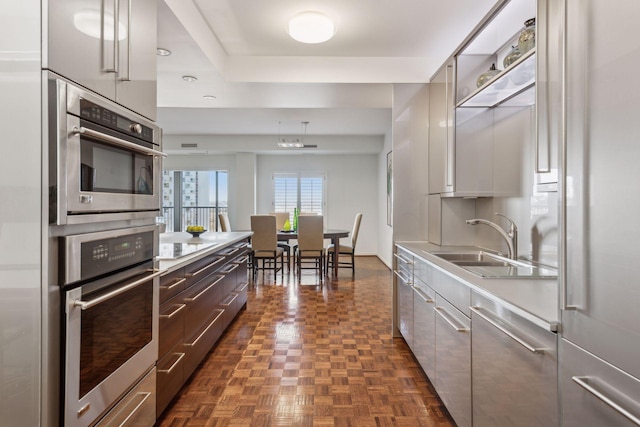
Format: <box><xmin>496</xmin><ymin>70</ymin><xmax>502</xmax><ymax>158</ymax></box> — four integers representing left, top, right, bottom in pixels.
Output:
<box><xmin>428</xmin><ymin>251</ymin><xmax>557</xmax><ymax>279</ymax></box>
<box><xmin>434</xmin><ymin>251</ymin><xmax>508</xmax><ymax>266</ymax></box>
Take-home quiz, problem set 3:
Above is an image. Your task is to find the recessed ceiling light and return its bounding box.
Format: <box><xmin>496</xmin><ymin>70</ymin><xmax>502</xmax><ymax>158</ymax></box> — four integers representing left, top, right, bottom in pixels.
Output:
<box><xmin>203</xmin><ymin>95</ymin><xmax>217</xmax><ymax>101</ymax></box>
<box><xmin>288</xmin><ymin>12</ymin><xmax>335</xmax><ymax>44</ymax></box>
<box><xmin>156</xmin><ymin>48</ymin><xmax>171</xmax><ymax>56</ymax></box>
<box><xmin>182</xmin><ymin>75</ymin><xmax>198</xmax><ymax>82</ymax></box>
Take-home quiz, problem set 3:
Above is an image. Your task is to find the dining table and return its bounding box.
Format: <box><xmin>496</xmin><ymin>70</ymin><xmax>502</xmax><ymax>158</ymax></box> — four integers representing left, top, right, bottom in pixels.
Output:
<box><xmin>277</xmin><ymin>229</ymin><xmax>349</xmax><ymax>276</ymax></box>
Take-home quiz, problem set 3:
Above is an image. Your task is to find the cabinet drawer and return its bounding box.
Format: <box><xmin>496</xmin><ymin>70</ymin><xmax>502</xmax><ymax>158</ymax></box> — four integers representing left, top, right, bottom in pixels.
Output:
<box><xmin>434</xmin><ymin>295</ymin><xmax>471</xmax><ymax>427</ymax></box>
<box><xmin>220</xmin><ymin>292</ymin><xmax>241</xmax><ymax>329</ymax></box>
<box><xmin>394</xmin><ymin>246</ymin><xmax>414</xmax><ymax>277</ymax></box>
<box><xmin>94</xmin><ymin>368</ymin><xmax>156</xmax><ymax>427</ymax></box>
<box><xmin>413</xmin><ymin>257</ymin><xmax>431</xmax><ymax>287</ymax></box>
<box><xmin>232</xmin><ymin>255</ymin><xmax>249</xmax><ymax>283</ymax></box>
<box><xmin>184</xmin><ymin>274</ymin><xmax>225</xmax><ymax>340</ymax></box>
<box><xmin>156</xmin><ymin>349</ymin><xmax>185</xmax><ymax>417</ymax></box>
<box><xmin>160</xmin><ymin>268</ymin><xmax>186</xmax><ymax>304</ymax></box>
<box><xmin>218</xmin><ymin>263</ymin><xmax>239</xmax><ymax>295</ymax></box>
<box><xmin>430</xmin><ymin>265</ymin><xmax>471</xmax><ymax>317</ymax></box>
<box><xmin>184</xmin><ymin>309</ymin><xmax>225</xmax><ymax>379</ymax></box>
<box><xmin>158</xmin><ymin>296</ymin><xmax>185</xmax><ymax>359</ymax></box>
<box><xmin>412</xmin><ymin>282</ymin><xmax>436</xmax><ymax>379</ymax></box>
<box><xmin>184</xmin><ymin>255</ymin><xmax>225</xmax><ymax>288</ymax></box>
<box><xmin>234</xmin><ymin>281</ymin><xmax>249</xmax><ymax>309</ymax></box>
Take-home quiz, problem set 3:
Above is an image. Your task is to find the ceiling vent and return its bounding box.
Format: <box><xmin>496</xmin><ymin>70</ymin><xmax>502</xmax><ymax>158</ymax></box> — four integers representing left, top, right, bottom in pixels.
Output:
<box><xmin>181</xmin><ymin>143</ymin><xmax>198</xmax><ymax>148</ymax></box>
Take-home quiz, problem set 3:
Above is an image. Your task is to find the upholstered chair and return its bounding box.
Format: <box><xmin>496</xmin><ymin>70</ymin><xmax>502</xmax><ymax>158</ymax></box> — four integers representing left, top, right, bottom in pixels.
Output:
<box><xmin>326</xmin><ymin>213</ymin><xmax>362</xmax><ymax>274</ymax></box>
<box><xmin>270</xmin><ymin>212</ymin><xmax>292</xmax><ymax>271</ymax></box>
<box><xmin>250</xmin><ymin>215</ymin><xmax>285</xmax><ymax>280</ymax></box>
<box><xmin>296</xmin><ymin>215</ymin><xmax>325</xmax><ymax>280</ymax></box>
<box><xmin>218</xmin><ymin>212</ymin><xmax>231</xmax><ymax>232</ymax></box>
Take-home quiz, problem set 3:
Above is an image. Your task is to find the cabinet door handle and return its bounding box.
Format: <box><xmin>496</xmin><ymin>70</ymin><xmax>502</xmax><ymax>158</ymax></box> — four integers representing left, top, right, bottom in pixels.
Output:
<box><xmin>187</xmin><ymin>256</ymin><xmax>225</xmax><ymax>278</ymax></box>
<box><xmin>434</xmin><ymin>306</ymin><xmax>469</xmax><ymax>332</ymax></box>
<box><xmin>220</xmin><ymin>293</ymin><xmax>238</xmax><ymax>306</ymax></box>
<box><xmin>393</xmin><ymin>270</ymin><xmax>413</xmax><ymax>285</ymax></box>
<box><xmin>158</xmin><ymin>352</ymin><xmax>185</xmax><ymax>374</ymax></box>
<box><xmin>73</xmin><ymin>269</ymin><xmax>161</xmax><ymax>310</ymax></box>
<box><xmin>220</xmin><ymin>263</ymin><xmax>239</xmax><ymax>275</ymax></box>
<box><xmin>231</xmin><ymin>255</ymin><xmax>249</xmax><ymax>264</ymax></box>
<box><xmin>159</xmin><ymin>303</ymin><xmax>185</xmax><ymax>319</ymax></box>
<box><xmin>572</xmin><ymin>376</ymin><xmax>640</xmax><ymax>426</ymax></box>
<box><xmin>119</xmin><ymin>391</ymin><xmax>151</xmax><ymax>427</ymax></box>
<box><xmin>394</xmin><ymin>253</ymin><xmax>414</xmax><ymax>265</ymax></box>
<box><xmin>72</xmin><ymin>126</ymin><xmax>166</xmax><ymax>158</ymax></box>
<box><xmin>235</xmin><ymin>282</ymin><xmax>250</xmax><ymax>293</ymax></box>
<box><xmin>412</xmin><ymin>287</ymin><xmax>434</xmax><ymax>303</ymax></box>
<box><xmin>104</xmin><ymin>0</ymin><xmax>118</xmax><ymax>72</ymax></box>
<box><xmin>161</xmin><ymin>277</ymin><xmax>186</xmax><ymax>291</ymax></box>
<box><xmin>184</xmin><ymin>275</ymin><xmax>223</xmax><ymax>302</ymax></box>
<box><xmin>120</xmin><ymin>0</ymin><xmax>132</xmax><ymax>81</ymax></box>
<box><xmin>185</xmin><ymin>309</ymin><xmax>224</xmax><ymax>347</ymax></box>
<box><xmin>470</xmin><ymin>306</ymin><xmax>545</xmax><ymax>353</ymax></box>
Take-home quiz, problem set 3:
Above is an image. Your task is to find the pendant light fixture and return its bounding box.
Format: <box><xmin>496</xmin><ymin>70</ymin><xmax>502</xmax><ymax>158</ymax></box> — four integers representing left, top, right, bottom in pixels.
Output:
<box><xmin>277</xmin><ymin>121</ymin><xmax>309</xmax><ymax>148</ymax></box>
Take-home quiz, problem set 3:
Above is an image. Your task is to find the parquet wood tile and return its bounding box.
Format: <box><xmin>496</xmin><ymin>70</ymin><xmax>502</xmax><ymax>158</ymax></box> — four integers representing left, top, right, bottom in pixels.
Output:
<box><xmin>156</xmin><ymin>257</ymin><xmax>455</xmax><ymax>427</ymax></box>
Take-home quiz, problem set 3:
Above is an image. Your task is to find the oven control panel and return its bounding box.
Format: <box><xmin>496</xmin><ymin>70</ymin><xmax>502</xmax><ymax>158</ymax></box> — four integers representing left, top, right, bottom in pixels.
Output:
<box><xmin>79</xmin><ymin>232</ymin><xmax>154</xmax><ymax>281</ymax></box>
<box><xmin>79</xmin><ymin>98</ymin><xmax>155</xmax><ymax>144</ymax></box>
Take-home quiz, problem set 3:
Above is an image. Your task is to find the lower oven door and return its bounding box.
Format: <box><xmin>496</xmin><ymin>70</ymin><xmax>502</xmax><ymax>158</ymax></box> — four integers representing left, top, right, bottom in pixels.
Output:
<box><xmin>64</xmin><ymin>267</ymin><xmax>160</xmax><ymax>427</ymax></box>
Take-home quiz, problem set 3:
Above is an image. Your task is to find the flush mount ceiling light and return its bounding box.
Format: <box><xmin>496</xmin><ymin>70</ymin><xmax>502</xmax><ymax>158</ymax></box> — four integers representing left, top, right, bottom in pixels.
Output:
<box><xmin>203</xmin><ymin>95</ymin><xmax>217</xmax><ymax>101</ymax></box>
<box><xmin>182</xmin><ymin>75</ymin><xmax>198</xmax><ymax>82</ymax></box>
<box><xmin>288</xmin><ymin>12</ymin><xmax>335</xmax><ymax>43</ymax></box>
<box><xmin>156</xmin><ymin>48</ymin><xmax>171</xmax><ymax>56</ymax></box>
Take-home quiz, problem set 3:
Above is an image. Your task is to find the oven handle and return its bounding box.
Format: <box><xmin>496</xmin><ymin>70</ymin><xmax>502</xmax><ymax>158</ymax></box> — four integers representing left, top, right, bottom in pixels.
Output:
<box><xmin>73</xmin><ymin>269</ymin><xmax>162</xmax><ymax>310</ymax></box>
<box><xmin>72</xmin><ymin>126</ymin><xmax>167</xmax><ymax>158</ymax></box>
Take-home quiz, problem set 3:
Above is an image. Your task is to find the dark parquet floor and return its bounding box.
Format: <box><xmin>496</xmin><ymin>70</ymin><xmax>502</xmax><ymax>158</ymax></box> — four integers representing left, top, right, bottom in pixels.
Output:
<box><xmin>156</xmin><ymin>256</ymin><xmax>455</xmax><ymax>427</ymax></box>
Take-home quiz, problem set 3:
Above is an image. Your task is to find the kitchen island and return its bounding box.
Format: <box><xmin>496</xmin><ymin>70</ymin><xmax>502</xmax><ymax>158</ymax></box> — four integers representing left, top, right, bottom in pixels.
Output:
<box><xmin>156</xmin><ymin>231</ymin><xmax>252</xmax><ymax>418</ymax></box>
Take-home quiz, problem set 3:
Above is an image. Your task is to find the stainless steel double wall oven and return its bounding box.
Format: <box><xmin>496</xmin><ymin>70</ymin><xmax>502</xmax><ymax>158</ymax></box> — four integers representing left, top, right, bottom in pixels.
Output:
<box><xmin>47</xmin><ymin>73</ymin><xmax>163</xmax><ymax>427</ymax></box>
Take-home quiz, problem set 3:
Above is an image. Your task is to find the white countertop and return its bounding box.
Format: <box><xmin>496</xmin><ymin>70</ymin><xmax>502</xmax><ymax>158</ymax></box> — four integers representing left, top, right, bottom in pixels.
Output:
<box><xmin>396</xmin><ymin>241</ymin><xmax>559</xmax><ymax>331</ymax></box>
<box><xmin>158</xmin><ymin>231</ymin><xmax>252</xmax><ymax>274</ymax></box>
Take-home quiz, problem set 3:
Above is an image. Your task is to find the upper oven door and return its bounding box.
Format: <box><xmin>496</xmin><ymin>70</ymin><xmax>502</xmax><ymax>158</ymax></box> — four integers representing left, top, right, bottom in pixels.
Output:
<box><xmin>65</xmin><ymin>114</ymin><xmax>162</xmax><ymax>215</ymax></box>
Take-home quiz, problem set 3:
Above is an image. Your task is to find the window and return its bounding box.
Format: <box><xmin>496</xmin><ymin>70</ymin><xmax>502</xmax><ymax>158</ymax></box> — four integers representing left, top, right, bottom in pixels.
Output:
<box><xmin>162</xmin><ymin>170</ymin><xmax>228</xmax><ymax>232</ymax></box>
<box><xmin>273</xmin><ymin>173</ymin><xmax>325</xmax><ymax>218</ymax></box>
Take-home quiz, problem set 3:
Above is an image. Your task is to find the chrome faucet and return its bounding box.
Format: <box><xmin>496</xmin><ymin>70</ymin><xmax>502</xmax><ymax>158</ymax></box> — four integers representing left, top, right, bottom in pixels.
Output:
<box><xmin>466</xmin><ymin>213</ymin><xmax>518</xmax><ymax>260</ymax></box>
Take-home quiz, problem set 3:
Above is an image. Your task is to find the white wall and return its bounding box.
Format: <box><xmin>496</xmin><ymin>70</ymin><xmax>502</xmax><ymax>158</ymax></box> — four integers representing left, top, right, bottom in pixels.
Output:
<box><xmin>256</xmin><ymin>154</ymin><xmax>379</xmax><ymax>256</ymax></box>
<box><xmin>164</xmin><ymin>137</ymin><xmax>396</xmax><ymax>260</ymax></box>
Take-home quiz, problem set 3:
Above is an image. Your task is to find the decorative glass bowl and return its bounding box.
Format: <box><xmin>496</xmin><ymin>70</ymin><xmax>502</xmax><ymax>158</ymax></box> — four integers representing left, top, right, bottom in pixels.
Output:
<box><xmin>476</xmin><ymin>63</ymin><xmax>501</xmax><ymax>88</ymax></box>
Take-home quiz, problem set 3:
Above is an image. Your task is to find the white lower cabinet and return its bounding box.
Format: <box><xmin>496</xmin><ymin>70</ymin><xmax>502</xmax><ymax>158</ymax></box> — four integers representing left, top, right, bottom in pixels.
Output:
<box><xmin>434</xmin><ymin>294</ymin><xmax>472</xmax><ymax>427</ymax></box>
<box><xmin>471</xmin><ymin>292</ymin><xmax>558</xmax><ymax>427</ymax></box>
<box><xmin>412</xmin><ymin>280</ymin><xmax>436</xmax><ymax>379</ymax></box>
<box><xmin>559</xmin><ymin>339</ymin><xmax>640</xmax><ymax>427</ymax></box>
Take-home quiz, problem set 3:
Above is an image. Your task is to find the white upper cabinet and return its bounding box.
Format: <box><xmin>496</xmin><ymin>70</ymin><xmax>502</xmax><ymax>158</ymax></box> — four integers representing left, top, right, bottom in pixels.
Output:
<box><xmin>457</xmin><ymin>0</ymin><xmax>536</xmax><ymax>197</ymax></box>
<box><xmin>45</xmin><ymin>0</ymin><xmax>157</xmax><ymax>121</ymax></box>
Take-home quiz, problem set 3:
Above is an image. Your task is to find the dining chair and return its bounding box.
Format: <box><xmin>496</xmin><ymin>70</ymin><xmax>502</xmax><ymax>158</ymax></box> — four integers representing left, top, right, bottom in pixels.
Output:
<box><xmin>270</xmin><ymin>212</ymin><xmax>292</xmax><ymax>271</ymax></box>
<box><xmin>326</xmin><ymin>213</ymin><xmax>362</xmax><ymax>274</ymax></box>
<box><xmin>250</xmin><ymin>215</ymin><xmax>285</xmax><ymax>280</ymax></box>
<box><xmin>219</xmin><ymin>212</ymin><xmax>253</xmax><ymax>270</ymax></box>
<box><xmin>218</xmin><ymin>212</ymin><xmax>231</xmax><ymax>232</ymax></box>
<box><xmin>296</xmin><ymin>215</ymin><xmax>325</xmax><ymax>280</ymax></box>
